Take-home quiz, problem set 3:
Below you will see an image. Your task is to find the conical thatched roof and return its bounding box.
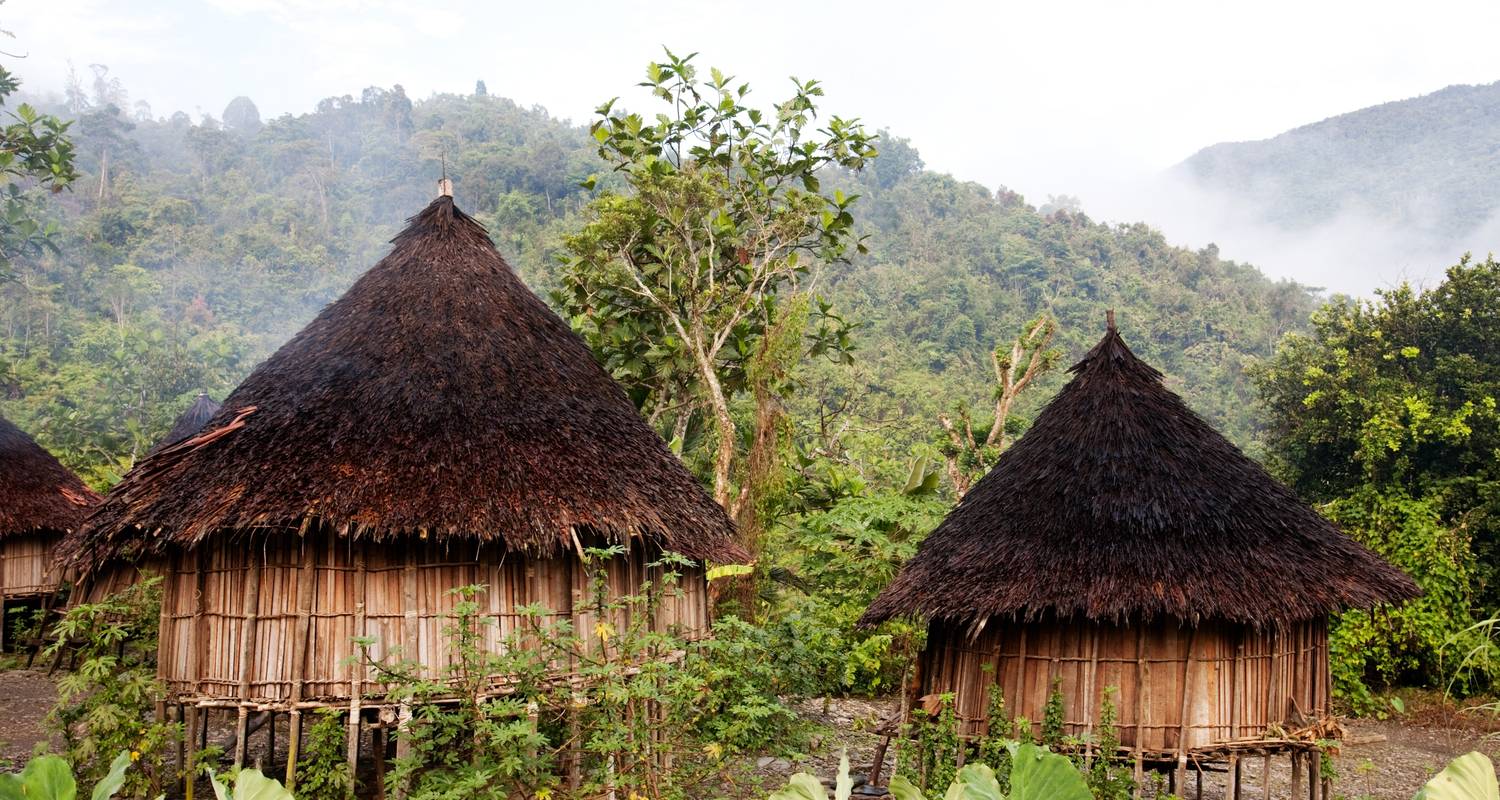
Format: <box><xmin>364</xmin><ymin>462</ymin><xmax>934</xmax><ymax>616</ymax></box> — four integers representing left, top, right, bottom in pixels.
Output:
<box><xmin>147</xmin><ymin>393</ymin><xmax>221</xmax><ymax>456</ymax></box>
<box><xmin>67</xmin><ymin>197</ymin><xmax>743</xmax><ymax>572</ymax></box>
<box><xmin>863</xmin><ymin>323</ymin><xmax>1419</xmax><ymax>627</ymax></box>
<box><xmin>0</xmin><ymin>415</ymin><xmax>99</xmax><ymax>538</ymax></box>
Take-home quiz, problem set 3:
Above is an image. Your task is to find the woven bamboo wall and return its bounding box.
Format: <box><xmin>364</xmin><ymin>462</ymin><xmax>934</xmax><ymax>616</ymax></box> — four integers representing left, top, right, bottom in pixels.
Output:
<box><xmin>921</xmin><ymin>617</ymin><xmax>1328</xmax><ymax>756</ymax></box>
<box><xmin>154</xmin><ymin>532</ymin><xmax>710</xmax><ymax>708</ymax></box>
<box><xmin>0</xmin><ymin>531</ymin><xmax>62</xmax><ymax>598</ymax></box>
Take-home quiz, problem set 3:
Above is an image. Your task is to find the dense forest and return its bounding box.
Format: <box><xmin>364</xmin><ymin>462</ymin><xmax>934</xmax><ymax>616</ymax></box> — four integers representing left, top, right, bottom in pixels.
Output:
<box><xmin>1179</xmin><ymin>80</ymin><xmax>1500</xmax><ymax>239</ymax></box>
<box><xmin>4</xmin><ymin>53</ymin><xmax>1500</xmax><ymax>799</ymax></box>
<box><xmin>0</xmin><ymin>66</ymin><xmax>1316</xmax><ymax>489</ymax></box>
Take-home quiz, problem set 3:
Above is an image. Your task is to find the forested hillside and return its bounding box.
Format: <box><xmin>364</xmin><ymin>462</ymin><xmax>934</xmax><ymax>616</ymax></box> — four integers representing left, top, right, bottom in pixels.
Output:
<box><xmin>1179</xmin><ymin>80</ymin><xmax>1500</xmax><ymax>237</ymax></box>
<box><xmin>0</xmin><ymin>73</ymin><xmax>1317</xmax><ymax>487</ymax></box>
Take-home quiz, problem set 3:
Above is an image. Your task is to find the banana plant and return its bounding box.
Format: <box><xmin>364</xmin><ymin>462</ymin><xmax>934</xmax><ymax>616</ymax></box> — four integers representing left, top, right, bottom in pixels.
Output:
<box><xmin>0</xmin><ymin>751</ymin><xmax>132</xmax><ymax>800</ymax></box>
<box><xmin>1414</xmin><ymin>752</ymin><xmax>1499</xmax><ymax>800</ymax></box>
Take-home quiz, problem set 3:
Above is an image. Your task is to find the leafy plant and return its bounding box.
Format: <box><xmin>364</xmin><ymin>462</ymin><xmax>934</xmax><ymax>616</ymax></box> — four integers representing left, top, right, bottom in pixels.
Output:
<box><xmin>44</xmin><ymin>576</ymin><xmax>181</xmax><ymax>798</ymax></box>
<box><xmin>1413</xmin><ymin>751</ymin><xmax>1499</xmax><ymax>800</ymax></box>
<box><xmin>777</xmin><ymin>742</ymin><xmax>1092</xmax><ymax>800</ymax></box>
<box><xmin>292</xmin><ymin>709</ymin><xmax>353</xmax><ymax>799</ymax></box>
<box><xmin>209</xmin><ymin>768</ymin><xmax>297</xmax><ymax>800</ymax></box>
<box><xmin>0</xmin><ymin>751</ymin><xmax>130</xmax><ymax>800</ymax></box>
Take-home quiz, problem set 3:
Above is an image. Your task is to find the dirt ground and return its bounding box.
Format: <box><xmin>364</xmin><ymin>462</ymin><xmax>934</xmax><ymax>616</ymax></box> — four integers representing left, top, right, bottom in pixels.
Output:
<box><xmin>2</xmin><ymin>669</ymin><xmax>1496</xmax><ymax>798</ymax></box>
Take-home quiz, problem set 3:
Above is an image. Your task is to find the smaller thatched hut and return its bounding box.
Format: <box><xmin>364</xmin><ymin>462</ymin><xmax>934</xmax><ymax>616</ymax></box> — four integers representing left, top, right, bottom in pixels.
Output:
<box><xmin>862</xmin><ymin>317</ymin><xmax>1418</xmax><ymax>795</ymax></box>
<box><xmin>67</xmin><ymin>394</ymin><xmax>223</xmax><ymax>601</ymax></box>
<box><xmin>0</xmin><ymin>415</ymin><xmax>98</xmax><ymax>631</ymax></box>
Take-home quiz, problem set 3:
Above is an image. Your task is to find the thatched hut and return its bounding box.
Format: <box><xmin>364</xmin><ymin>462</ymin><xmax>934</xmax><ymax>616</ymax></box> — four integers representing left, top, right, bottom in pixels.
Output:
<box><xmin>67</xmin><ymin>393</ymin><xmax>223</xmax><ymax>601</ymax></box>
<box><xmin>862</xmin><ymin>317</ymin><xmax>1417</xmax><ymax>793</ymax></box>
<box><xmin>64</xmin><ymin>195</ymin><xmax>743</xmax><ymax>777</ymax></box>
<box><xmin>0</xmin><ymin>415</ymin><xmax>98</xmax><ymax>626</ymax></box>
<box><xmin>149</xmin><ymin>392</ymin><xmax>222</xmax><ymax>456</ymax></box>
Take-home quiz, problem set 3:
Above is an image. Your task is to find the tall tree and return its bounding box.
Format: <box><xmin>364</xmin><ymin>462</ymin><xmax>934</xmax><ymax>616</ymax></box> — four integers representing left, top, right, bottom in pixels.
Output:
<box><xmin>557</xmin><ymin>50</ymin><xmax>876</xmax><ymax>535</ymax></box>
<box><xmin>0</xmin><ymin>62</ymin><xmax>78</xmax><ymax>276</ymax></box>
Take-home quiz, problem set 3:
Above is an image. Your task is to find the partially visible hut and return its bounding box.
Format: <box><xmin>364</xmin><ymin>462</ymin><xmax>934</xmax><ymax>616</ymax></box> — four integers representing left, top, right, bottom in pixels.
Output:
<box><xmin>63</xmin><ymin>195</ymin><xmax>744</xmax><ymax>782</ymax></box>
<box><xmin>0</xmin><ymin>415</ymin><xmax>98</xmax><ymax>632</ymax></box>
<box><xmin>149</xmin><ymin>392</ymin><xmax>222</xmax><ymax>456</ymax></box>
<box><xmin>862</xmin><ymin>317</ymin><xmax>1418</xmax><ymax>793</ymax></box>
<box><xmin>69</xmin><ymin>393</ymin><xmax>222</xmax><ymax>600</ymax></box>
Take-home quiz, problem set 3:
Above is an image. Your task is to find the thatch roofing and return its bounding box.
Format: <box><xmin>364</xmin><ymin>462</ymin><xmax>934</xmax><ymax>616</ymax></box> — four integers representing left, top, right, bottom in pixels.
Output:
<box><xmin>147</xmin><ymin>393</ymin><xmax>221</xmax><ymax>456</ymax></box>
<box><xmin>0</xmin><ymin>415</ymin><xmax>99</xmax><ymax>538</ymax></box>
<box><xmin>67</xmin><ymin>197</ymin><xmax>743</xmax><ymax>572</ymax></box>
<box><xmin>863</xmin><ymin>323</ymin><xmax>1419</xmax><ymax>627</ymax></box>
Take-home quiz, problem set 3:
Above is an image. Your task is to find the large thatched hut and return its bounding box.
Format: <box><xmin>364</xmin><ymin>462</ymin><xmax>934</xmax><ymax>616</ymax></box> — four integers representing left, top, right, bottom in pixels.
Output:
<box><xmin>64</xmin><ymin>194</ymin><xmax>743</xmax><ymax>779</ymax></box>
<box><xmin>0</xmin><ymin>415</ymin><xmax>98</xmax><ymax>625</ymax></box>
<box><xmin>862</xmin><ymin>318</ymin><xmax>1418</xmax><ymax>794</ymax></box>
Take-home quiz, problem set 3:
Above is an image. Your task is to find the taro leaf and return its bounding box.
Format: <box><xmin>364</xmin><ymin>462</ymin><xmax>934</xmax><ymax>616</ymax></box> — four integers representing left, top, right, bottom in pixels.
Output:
<box><xmin>1413</xmin><ymin>752</ymin><xmax>1500</xmax><ymax>800</ymax></box>
<box><xmin>1006</xmin><ymin>742</ymin><xmax>1092</xmax><ymax>800</ymax></box>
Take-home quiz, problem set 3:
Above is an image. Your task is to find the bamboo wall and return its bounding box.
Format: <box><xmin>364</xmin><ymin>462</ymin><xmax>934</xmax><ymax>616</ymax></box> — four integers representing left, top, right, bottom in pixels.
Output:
<box><xmin>921</xmin><ymin>617</ymin><xmax>1329</xmax><ymax>757</ymax></box>
<box><xmin>0</xmin><ymin>531</ymin><xmax>62</xmax><ymax>598</ymax></box>
<box><xmin>154</xmin><ymin>532</ymin><xmax>711</xmax><ymax>708</ymax></box>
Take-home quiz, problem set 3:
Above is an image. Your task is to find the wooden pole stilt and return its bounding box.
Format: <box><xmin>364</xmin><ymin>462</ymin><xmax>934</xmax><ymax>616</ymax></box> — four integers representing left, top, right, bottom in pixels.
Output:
<box><xmin>1310</xmin><ymin>746</ymin><xmax>1321</xmax><ymax>800</ymax></box>
<box><xmin>185</xmin><ymin>705</ymin><xmax>198</xmax><ymax>800</ymax></box>
<box><xmin>285</xmin><ymin>709</ymin><xmax>302</xmax><ymax>790</ymax></box>
<box><xmin>347</xmin><ymin>543</ymin><xmax>369</xmax><ymax>777</ymax></box>
<box><xmin>176</xmin><ymin>703</ymin><xmax>187</xmax><ymax>786</ymax></box>
<box><xmin>1262</xmin><ymin>753</ymin><xmax>1271</xmax><ymax>800</ymax></box>
<box><xmin>1196</xmin><ymin>763</ymin><xmax>1203</xmax><ymax>800</ymax></box>
<box><xmin>1227</xmin><ymin>754</ymin><xmax>1240</xmax><ymax>800</ymax></box>
<box><xmin>1291</xmin><ymin>751</ymin><xmax>1304</xmax><ymax>800</ymax></box>
<box><xmin>233</xmin><ymin>706</ymin><xmax>250</xmax><ymax>769</ymax></box>
<box><xmin>373</xmin><ymin>726</ymin><xmax>388</xmax><ymax>800</ymax></box>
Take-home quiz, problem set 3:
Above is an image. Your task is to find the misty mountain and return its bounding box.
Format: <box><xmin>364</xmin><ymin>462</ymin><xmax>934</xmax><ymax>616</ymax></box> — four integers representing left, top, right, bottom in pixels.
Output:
<box><xmin>1</xmin><ymin>81</ymin><xmax>1317</xmax><ymax>484</ymax></box>
<box><xmin>1178</xmin><ymin>80</ymin><xmax>1500</xmax><ymax>239</ymax></box>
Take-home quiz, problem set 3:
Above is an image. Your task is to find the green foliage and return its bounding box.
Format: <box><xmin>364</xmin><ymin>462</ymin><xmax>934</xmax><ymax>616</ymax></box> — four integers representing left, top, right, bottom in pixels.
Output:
<box><xmin>1256</xmin><ymin>256</ymin><xmax>1500</xmax><ymax>701</ymax></box>
<box><xmin>1083</xmin><ymin>688</ymin><xmax>1132</xmax><ymax>800</ymax></box>
<box><xmin>44</xmin><ymin>576</ymin><xmax>180</xmax><ymax>798</ymax></box>
<box><xmin>886</xmin><ymin>744</ymin><xmax>1089</xmax><ymax>800</ymax></box>
<box><xmin>361</xmin><ymin>552</ymin><xmax>803</xmax><ymax>799</ymax></box>
<box><xmin>0</xmin><ymin>751</ymin><xmax>130</xmax><ymax>800</ymax></box>
<box><xmin>1413</xmin><ymin>751</ymin><xmax>1500</xmax><ymax>800</ymax></box>
<box><xmin>292</xmin><ymin>710</ymin><xmax>354</xmax><ymax>800</ymax></box>
<box><xmin>0</xmin><ymin>62</ymin><xmax>78</xmax><ymax>276</ymax></box>
<box><xmin>209</xmin><ymin>768</ymin><xmax>297</xmax><ymax>800</ymax></box>
<box><xmin>557</xmin><ymin>48</ymin><xmax>875</xmax><ymax>517</ymax></box>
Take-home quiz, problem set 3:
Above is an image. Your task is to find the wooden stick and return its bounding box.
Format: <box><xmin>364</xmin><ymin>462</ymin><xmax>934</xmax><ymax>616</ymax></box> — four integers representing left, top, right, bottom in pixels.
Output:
<box><xmin>233</xmin><ymin>558</ymin><xmax>263</xmax><ymax>768</ymax></box>
<box><xmin>285</xmin><ymin>540</ymin><xmax>316</xmax><ymax>790</ymax></box>
<box><xmin>185</xmin><ymin>705</ymin><xmax>198</xmax><ymax>800</ymax></box>
<box><xmin>1291</xmin><ymin>751</ymin><xmax>1303</xmax><ymax>800</ymax></box>
<box><xmin>1228</xmin><ymin>754</ymin><xmax>1240</xmax><ymax>800</ymax></box>
<box><xmin>347</xmin><ymin>544</ymin><xmax>368</xmax><ymax>775</ymax></box>
<box><xmin>1262</xmin><ymin>753</ymin><xmax>1272</xmax><ymax>800</ymax></box>
<box><xmin>1176</xmin><ymin>625</ymin><xmax>1198</xmax><ymax>788</ymax></box>
<box><xmin>1133</xmin><ymin>625</ymin><xmax>1146</xmax><ymax>797</ymax></box>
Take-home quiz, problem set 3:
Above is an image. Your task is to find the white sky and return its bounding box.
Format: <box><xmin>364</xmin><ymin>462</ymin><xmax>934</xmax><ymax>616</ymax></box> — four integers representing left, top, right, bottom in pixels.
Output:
<box><xmin>6</xmin><ymin>0</ymin><xmax>1500</xmax><ymax>292</ymax></box>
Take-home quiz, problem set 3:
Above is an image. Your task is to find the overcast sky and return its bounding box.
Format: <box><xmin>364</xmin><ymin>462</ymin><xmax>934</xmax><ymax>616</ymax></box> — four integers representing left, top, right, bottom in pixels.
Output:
<box><xmin>6</xmin><ymin>0</ymin><xmax>1500</xmax><ymax>292</ymax></box>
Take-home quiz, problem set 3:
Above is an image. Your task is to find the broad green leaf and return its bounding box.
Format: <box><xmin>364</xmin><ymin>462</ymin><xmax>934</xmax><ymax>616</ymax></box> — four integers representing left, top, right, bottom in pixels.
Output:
<box><xmin>769</xmin><ymin>773</ymin><xmax>827</xmax><ymax>800</ymax></box>
<box><xmin>90</xmin><ymin>752</ymin><xmax>133</xmax><ymax>800</ymax></box>
<box><xmin>1414</xmin><ymin>752</ymin><xmax>1500</xmax><ymax>800</ymax></box>
<box><xmin>835</xmin><ymin>754</ymin><xmax>854</xmax><ymax>800</ymax></box>
<box><xmin>21</xmin><ymin>755</ymin><xmax>77</xmax><ymax>800</ymax></box>
<box><xmin>951</xmin><ymin>763</ymin><xmax>1002</xmax><ymax>800</ymax></box>
<box><xmin>1006</xmin><ymin>742</ymin><xmax>1091</xmax><ymax>800</ymax></box>
<box><xmin>230</xmin><ymin>769</ymin><xmax>296</xmax><ymax>800</ymax></box>
<box><xmin>889</xmin><ymin>775</ymin><xmax>927</xmax><ymax>800</ymax></box>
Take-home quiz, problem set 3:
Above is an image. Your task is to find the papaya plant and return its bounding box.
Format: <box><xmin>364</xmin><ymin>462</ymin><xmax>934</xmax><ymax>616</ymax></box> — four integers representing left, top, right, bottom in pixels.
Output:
<box><xmin>0</xmin><ymin>751</ymin><xmax>130</xmax><ymax>800</ymax></box>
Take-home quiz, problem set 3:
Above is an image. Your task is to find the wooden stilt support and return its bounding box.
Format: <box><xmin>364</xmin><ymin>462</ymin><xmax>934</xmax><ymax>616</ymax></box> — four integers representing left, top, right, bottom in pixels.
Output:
<box><xmin>1262</xmin><ymin>753</ymin><xmax>1271</xmax><ymax>800</ymax></box>
<box><xmin>185</xmin><ymin>705</ymin><xmax>199</xmax><ymax>800</ymax></box>
<box><xmin>1291</xmin><ymin>751</ymin><xmax>1304</xmax><ymax>800</ymax></box>
<box><xmin>285</xmin><ymin>709</ymin><xmax>302</xmax><ymax>790</ymax></box>
<box><xmin>1309</xmin><ymin>746</ymin><xmax>1321</xmax><ymax>800</ymax></box>
<box><xmin>567</xmin><ymin>694</ymin><xmax>583</xmax><ymax>791</ymax></box>
<box><xmin>373</xmin><ymin>726</ymin><xmax>388</xmax><ymax>800</ymax></box>
<box><xmin>1196</xmin><ymin>763</ymin><xmax>1203</xmax><ymax>800</ymax></box>
<box><xmin>347</xmin><ymin>544</ymin><xmax>369</xmax><ymax>777</ymax></box>
<box><xmin>233</xmin><ymin>706</ymin><xmax>250</xmax><ymax>769</ymax></box>
<box><xmin>1227</xmin><ymin>754</ymin><xmax>1240</xmax><ymax>800</ymax></box>
<box><xmin>176</xmin><ymin>704</ymin><xmax>187</xmax><ymax>787</ymax></box>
